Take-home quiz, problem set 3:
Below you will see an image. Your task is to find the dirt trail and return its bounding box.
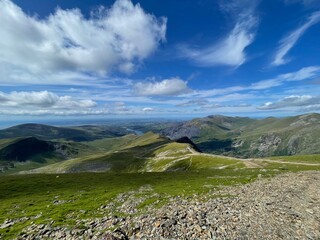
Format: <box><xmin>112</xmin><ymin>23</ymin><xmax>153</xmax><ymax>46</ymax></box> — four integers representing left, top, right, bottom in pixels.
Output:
<box><xmin>261</xmin><ymin>159</ymin><xmax>320</xmax><ymax>166</ymax></box>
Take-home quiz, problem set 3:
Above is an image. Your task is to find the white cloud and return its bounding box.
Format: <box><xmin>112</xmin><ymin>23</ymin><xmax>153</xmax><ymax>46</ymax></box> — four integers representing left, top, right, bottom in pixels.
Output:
<box><xmin>0</xmin><ymin>91</ymin><xmax>96</xmax><ymax>109</ymax></box>
<box><xmin>278</xmin><ymin>65</ymin><xmax>320</xmax><ymax>81</ymax></box>
<box><xmin>181</xmin><ymin>0</ymin><xmax>259</xmax><ymax>67</ymax></box>
<box><xmin>134</xmin><ymin>78</ymin><xmax>191</xmax><ymax>96</ymax></box>
<box><xmin>0</xmin><ymin>109</ymin><xmax>110</xmax><ymax>116</ymax></box>
<box><xmin>142</xmin><ymin>107</ymin><xmax>154</xmax><ymax>112</ymax></box>
<box><xmin>0</xmin><ymin>0</ymin><xmax>167</xmax><ymax>85</ymax></box>
<box><xmin>188</xmin><ymin>66</ymin><xmax>320</xmax><ymax>98</ymax></box>
<box><xmin>177</xmin><ymin>99</ymin><xmax>210</xmax><ymax>107</ymax></box>
<box><xmin>258</xmin><ymin>95</ymin><xmax>320</xmax><ymax>110</ymax></box>
<box><xmin>272</xmin><ymin>11</ymin><xmax>320</xmax><ymax>66</ymax></box>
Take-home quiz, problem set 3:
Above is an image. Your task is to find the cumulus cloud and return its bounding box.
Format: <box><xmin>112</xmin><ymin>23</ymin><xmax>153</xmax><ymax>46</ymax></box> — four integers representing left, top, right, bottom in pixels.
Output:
<box><xmin>134</xmin><ymin>78</ymin><xmax>191</xmax><ymax>96</ymax></box>
<box><xmin>181</xmin><ymin>0</ymin><xmax>259</xmax><ymax>67</ymax></box>
<box><xmin>0</xmin><ymin>0</ymin><xmax>167</xmax><ymax>85</ymax></box>
<box><xmin>0</xmin><ymin>91</ymin><xmax>96</xmax><ymax>109</ymax></box>
<box><xmin>258</xmin><ymin>95</ymin><xmax>320</xmax><ymax>110</ymax></box>
<box><xmin>272</xmin><ymin>11</ymin><xmax>320</xmax><ymax>66</ymax></box>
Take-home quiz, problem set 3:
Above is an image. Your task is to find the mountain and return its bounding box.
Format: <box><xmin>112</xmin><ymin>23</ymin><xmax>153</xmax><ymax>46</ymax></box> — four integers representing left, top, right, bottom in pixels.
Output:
<box><xmin>0</xmin><ymin>137</ymin><xmax>53</xmax><ymax>162</ymax></box>
<box><xmin>0</xmin><ymin>123</ymin><xmax>130</xmax><ymax>141</ymax></box>
<box><xmin>0</xmin><ymin>136</ymin><xmax>97</xmax><ymax>173</ymax></box>
<box><xmin>236</xmin><ymin>113</ymin><xmax>320</xmax><ymax>157</ymax></box>
<box><xmin>19</xmin><ymin>132</ymin><xmax>243</xmax><ymax>174</ymax></box>
<box><xmin>154</xmin><ymin>113</ymin><xmax>320</xmax><ymax>157</ymax></box>
<box><xmin>1</xmin><ymin>113</ymin><xmax>320</xmax><ymax>174</ymax></box>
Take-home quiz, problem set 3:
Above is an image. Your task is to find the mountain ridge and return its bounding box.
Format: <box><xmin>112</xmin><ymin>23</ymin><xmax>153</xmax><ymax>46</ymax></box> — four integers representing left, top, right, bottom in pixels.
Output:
<box><xmin>0</xmin><ymin>123</ymin><xmax>130</xmax><ymax>141</ymax></box>
<box><xmin>147</xmin><ymin>113</ymin><xmax>320</xmax><ymax>157</ymax></box>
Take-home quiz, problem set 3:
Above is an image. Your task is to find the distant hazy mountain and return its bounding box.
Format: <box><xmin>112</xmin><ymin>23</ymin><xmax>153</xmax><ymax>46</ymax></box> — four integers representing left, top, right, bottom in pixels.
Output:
<box><xmin>0</xmin><ymin>123</ymin><xmax>130</xmax><ymax>141</ymax></box>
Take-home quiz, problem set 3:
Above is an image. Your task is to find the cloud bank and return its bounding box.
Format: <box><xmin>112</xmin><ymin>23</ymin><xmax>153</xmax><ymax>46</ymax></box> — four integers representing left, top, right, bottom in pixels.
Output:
<box><xmin>0</xmin><ymin>91</ymin><xmax>96</xmax><ymax>109</ymax></box>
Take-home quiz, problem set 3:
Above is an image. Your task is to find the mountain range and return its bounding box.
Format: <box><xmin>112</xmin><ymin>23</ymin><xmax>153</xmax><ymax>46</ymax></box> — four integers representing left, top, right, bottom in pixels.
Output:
<box><xmin>139</xmin><ymin>113</ymin><xmax>320</xmax><ymax>157</ymax></box>
<box><xmin>0</xmin><ymin>113</ymin><xmax>320</xmax><ymax>174</ymax></box>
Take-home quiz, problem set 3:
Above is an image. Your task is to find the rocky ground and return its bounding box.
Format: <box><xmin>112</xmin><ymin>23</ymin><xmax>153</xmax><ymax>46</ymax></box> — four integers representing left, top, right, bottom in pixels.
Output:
<box><xmin>4</xmin><ymin>171</ymin><xmax>320</xmax><ymax>240</ymax></box>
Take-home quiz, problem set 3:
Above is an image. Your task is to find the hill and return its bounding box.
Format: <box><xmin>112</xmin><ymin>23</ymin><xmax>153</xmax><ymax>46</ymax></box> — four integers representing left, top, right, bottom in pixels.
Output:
<box><xmin>19</xmin><ymin>132</ymin><xmax>244</xmax><ymax>174</ymax></box>
<box><xmin>0</xmin><ymin>123</ymin><xmax>130</xmax><ymax>142</ymax></box>
<box><xmin>149</xmin><ymin>113</ymin><xmax>320</xmax><ymax>157</ymax></box>
<box><xmin>0</xmin><ymin>137</ymin><xmax>97</xmax><ymax>174</ymax></box>
<box><xmin>1</xmin><ymin>113</ymin><xmax>320</xmax><ymax>174</ymax></box>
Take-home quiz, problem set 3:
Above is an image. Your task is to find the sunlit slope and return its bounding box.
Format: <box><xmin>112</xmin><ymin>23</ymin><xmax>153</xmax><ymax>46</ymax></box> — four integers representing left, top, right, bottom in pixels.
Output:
<box><xmin>24</xmin><ymin>132</ymin><xmax>245</xmax><ymax>174</ymax></box>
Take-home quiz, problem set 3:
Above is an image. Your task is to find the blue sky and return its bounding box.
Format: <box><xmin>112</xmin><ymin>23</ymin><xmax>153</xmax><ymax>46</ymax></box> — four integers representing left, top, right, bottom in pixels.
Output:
<box><xmin>0</xmin><ymin>0</ymin><xmax>320</xmax><ymax>121</ymax></box>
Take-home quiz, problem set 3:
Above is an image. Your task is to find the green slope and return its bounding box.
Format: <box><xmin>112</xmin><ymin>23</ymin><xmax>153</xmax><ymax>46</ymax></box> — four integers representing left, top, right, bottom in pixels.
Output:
<box><xmin>0</xmin><ymin>137</ymin><xmax>98</xmax><ymax>175</ymax></box>
<box><xmin>234</xmin><ymin>113</ymin><xmax>320</xmax><ymax>157</ymax></box>
<box><xmin>1</xmin><ymin>154</ymin><xmax>320</xmax><ymax>239</ymax></box>
<box><xmin>154</xmin><ymin>113</ymin><xmax>320</xmax><ymax>157</ymax></box>
<box><xmin>21</xmin><ymin>132</ymin><xmax>245</xmax><ymax>174</ymax></box>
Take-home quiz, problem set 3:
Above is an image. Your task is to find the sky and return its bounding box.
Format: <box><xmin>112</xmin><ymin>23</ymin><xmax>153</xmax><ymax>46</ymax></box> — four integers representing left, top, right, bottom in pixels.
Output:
<box><xmin>0</xmin><ymin>0</ymin><xmax>320</xmax><ymax>122</ymax></box>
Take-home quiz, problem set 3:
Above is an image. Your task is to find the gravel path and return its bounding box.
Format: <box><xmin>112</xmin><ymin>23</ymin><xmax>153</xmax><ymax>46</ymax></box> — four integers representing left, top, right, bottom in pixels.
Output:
<box><xmin>12</xmin><ymin>171</ymin><xmax>320</xmax><ymax>239</ymax></box>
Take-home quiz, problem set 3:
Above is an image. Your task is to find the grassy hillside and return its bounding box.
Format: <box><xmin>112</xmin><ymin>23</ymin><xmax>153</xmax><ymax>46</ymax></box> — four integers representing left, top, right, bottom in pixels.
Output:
<box><xmin>1</xmin><ymin>154</ymin><xmax>320</xmax><ymax>239</ymax></box>
<box><xmin>269</xmin><ymin>154</ymin><xmax>320</xmax><ymax>164</ymax></box>
<box><xmin>235</xmin><ymin>113</ymin><xmax>320</xmax><ymax>157</ymax></box>
<box><xmin>8</xmin><ymin>129</ymin><xmax>320</xmax><ymax>175</ymax></box>
<box><xmin>0</xmin><ymin>137</ymin><xmax>98</xmax><ymax>175</ymax></box>
<box><xmin>21</xmin><ymin>131</ymin><xmax>251</xmax><ymax>174</ymax></box>
<box><xmin>151</xmin><ymin>113</ymin><xmax>320</xmax><ymax>158</ymax></box>
<box><xmin>22</xmin><ymin>133</ymin><xmax>178</xmax><ymax>173</ymax></box>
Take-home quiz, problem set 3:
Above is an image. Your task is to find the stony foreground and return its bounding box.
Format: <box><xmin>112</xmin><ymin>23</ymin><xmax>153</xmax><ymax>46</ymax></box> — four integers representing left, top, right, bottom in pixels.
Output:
<box><xmin>7</xmin><ymin>171</ymin><xmax>320</xmax><ymax>239</ymax></box>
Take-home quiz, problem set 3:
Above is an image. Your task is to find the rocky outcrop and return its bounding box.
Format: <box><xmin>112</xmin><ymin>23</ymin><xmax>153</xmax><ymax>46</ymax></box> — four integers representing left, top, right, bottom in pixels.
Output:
<box><xmin>161</xmin><ymin>124</ymin><xmax>201</xmax><ymax>140</ymax></box>
<box><xmin>247</xmin><ymin>134</ymin><xmax>282</xmax><ymax>157</ymax></box>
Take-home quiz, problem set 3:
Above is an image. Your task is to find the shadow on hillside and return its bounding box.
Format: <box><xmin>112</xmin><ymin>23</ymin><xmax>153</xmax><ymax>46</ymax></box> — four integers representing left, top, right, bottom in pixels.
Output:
<box><xmin>197</xmin><ymin>138</ymin><xmax>234</xmax><ymax>153</ymax></box>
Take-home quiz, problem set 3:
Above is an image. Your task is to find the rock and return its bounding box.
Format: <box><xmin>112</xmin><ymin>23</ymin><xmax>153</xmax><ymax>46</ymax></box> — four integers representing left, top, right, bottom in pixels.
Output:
<box><xmin>0</xmin><ymin>221</ymin><xmax>14</xmax><ymax>229</ymax></box>
<box><xmin>104</xmin><ymin>233</ymin><xmax>121</xmax><ymax>240</ymax></box>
